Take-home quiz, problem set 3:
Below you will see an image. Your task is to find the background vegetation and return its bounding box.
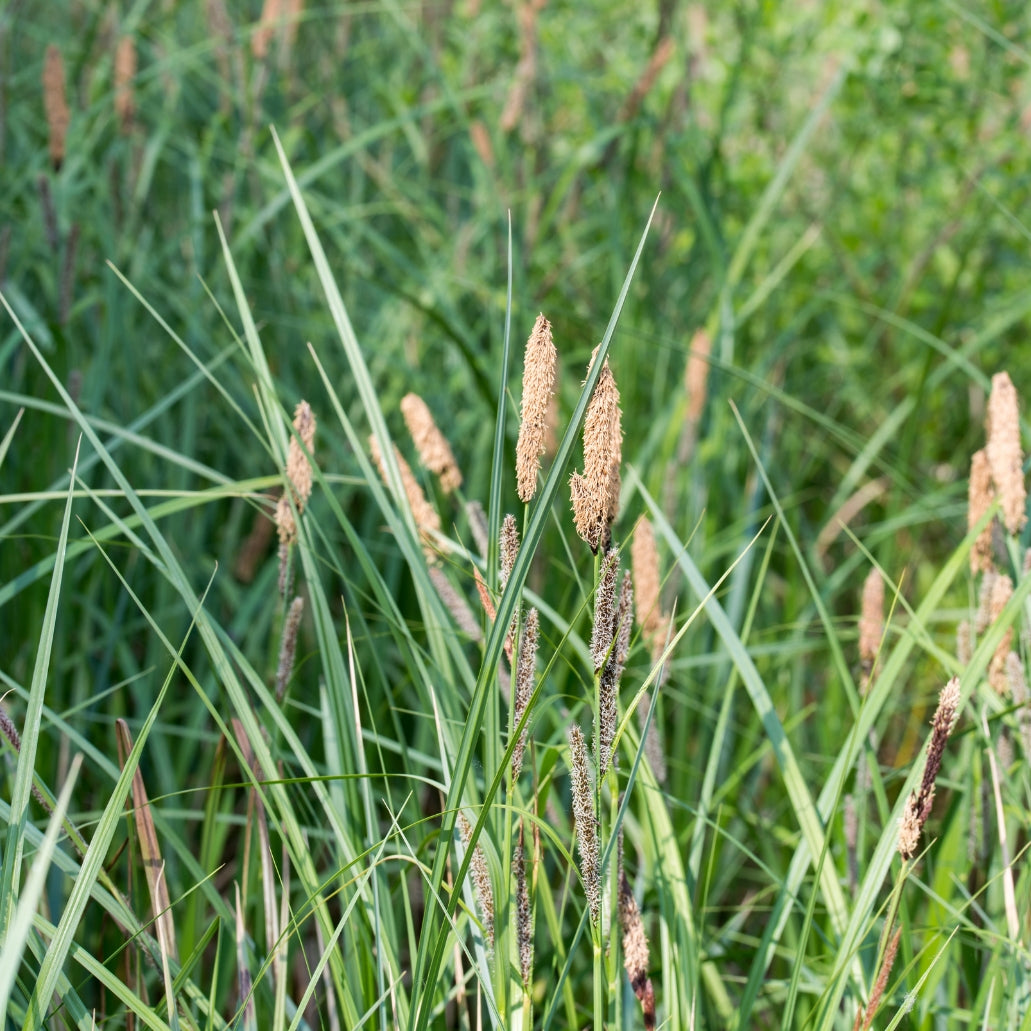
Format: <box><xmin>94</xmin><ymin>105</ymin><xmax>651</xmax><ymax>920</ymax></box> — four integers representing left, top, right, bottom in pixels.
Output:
<box><xmin>2</xmin><ymin>0</ymin><xmax>1031</xmax><ymax>1027</ymax></box>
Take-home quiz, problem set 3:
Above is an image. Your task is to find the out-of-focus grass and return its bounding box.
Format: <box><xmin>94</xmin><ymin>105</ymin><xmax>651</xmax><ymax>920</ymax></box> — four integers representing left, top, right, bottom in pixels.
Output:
<box><xmin>3</xmin><ymin>1</ymin><xmax>1031</xmax><ymax>1028</ymax></box>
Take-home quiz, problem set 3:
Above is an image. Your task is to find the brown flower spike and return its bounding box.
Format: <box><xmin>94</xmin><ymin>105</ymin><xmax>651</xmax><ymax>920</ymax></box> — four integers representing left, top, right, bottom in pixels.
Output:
<box><xmin>619</xmin><ymin>869</ymin><xmax>656</xmax><ymax>1030</ymax></box>
<box><xmin>369</xmin><ymin>435</ymin><xmax>441</xmax><ymax>556</ymax></box>
<box><xmin>631</xmin><ymin>517</ymin><xmax>667</xmax><ymax>660</ymax></box>
<box><xmin>986</xmin><ymin>372</ymin><xmax>1026</xmax><ymax>536</ymax></box>
<box><xmin>400</xmin><ymin>393</ymin><xmax>462</xmax><ymax>493</ymax></box>
<box><xmin>570</xmin><ymin>348</ymin><xmax>622</xmax><ymax>552</ymax></box>
<box><xmin>568</xmin><ymin>724</ymin><xmax>601</xmax><ymax>923</ymax></box>
<box><xmin>898</xmin><ymin>677</ymin><xmax>961</xmax><ymax>860</ymax></box>
<box><xmin>516</xmin><ymin>314</ymin><xmax>558</xmax><ymax>503</ymax></box>
<box><xmin>43</xmin><ymin>45</ymin><xmax>70</xmax><ymax>170</ymax></box>
<box><xmin>275</xmin><ymin>401</ymin><xmax>316</xmax><ymax>547</ymax></box>
<box><xmin>968</xmin><ymin>447</ymin><xmax>994</xmax><ymax>574</ymax></box>
<box><xmin>858</xmin><ymin>568</ymin><xmax>884</xmax><ymax>692</ymax></box>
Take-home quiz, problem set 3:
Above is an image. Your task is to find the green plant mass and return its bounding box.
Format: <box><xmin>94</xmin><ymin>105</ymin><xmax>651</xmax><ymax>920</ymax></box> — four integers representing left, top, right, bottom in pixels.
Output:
<box><xmin>4</xmin><ymin>1</ymin><xmax>1031</xmax><ymax>1028</ymax></box>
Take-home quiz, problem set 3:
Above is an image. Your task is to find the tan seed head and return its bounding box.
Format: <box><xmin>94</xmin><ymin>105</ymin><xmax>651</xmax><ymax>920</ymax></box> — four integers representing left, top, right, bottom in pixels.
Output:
<box><xmin>516</xmin><ymin>314</ymin><xmax>557</xmax><ymax>503</ymax></box>
<box><xmin>400</xmin><ymin>393</ymin><xmax>462</xmax><ymax>493</ymax></box>
<box><xmin>986</xmin><ymin>372</ymin><xmax>1026</xmax><ymax>535</ymax></box>
<box><xmin>43</xmin><ymin>45</ymin><xmax>70</xmax><ymax>170</ymax></box>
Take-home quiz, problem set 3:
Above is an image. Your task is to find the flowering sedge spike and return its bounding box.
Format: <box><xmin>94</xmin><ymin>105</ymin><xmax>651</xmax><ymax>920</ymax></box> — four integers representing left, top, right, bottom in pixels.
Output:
<box><xmin>516</xmin><ymin>314</ymin><xmax>557</xmax><ymax>503</ymax></box>
<box><xmin>457</xmin><ymin>812</ymin><xmax>494</xmax><ymax>953</ymax></box>
<box><xmin>252</xmin><ymin>0</ymin><xmax>285</xmax><ymax>58</ymax></box>
<box><xmin>428</xmin><ymin>566</ymin><xmax>482</xmax><ymax>642</ymax></box>
<box><xmin>631</xmin><ymin>518</ymin><xmax>666</xmax><ymax>659</ymax></box>
<box><xmin>590</xmin><ymin>549</ymin><xmax>620</xmax><ymax>674</ymax></box>
<box><xmin>598</xmin><ymin>572</ymin><xmax>632</xmax><ymax>776</ymax></box>
<box><xmin>898</xmin><ymin>677</ymin><xmax>962</xmax><ymax>860</ymax></box>
<box><xmin>514</xmin><ymin>821</ymin><xmax>533</xmax><ymax>988</ymax></box>
<box><xmin>473</xmin><ymin>566</ymin><xmax>497</xmax><ymax>623</ymax></box>
<box><xmin>570</xmin><ymin>348</ymin><xmax>622</xmax><ymax>552</ymax></box>
<box><xmin>568</xmin><ymin>724</ymin><xmax>601</xmax><ymax>924</ymax></box>
<box><xmin>987</xmin><ymin>572</ymin><xmax>1015</xmax><ymax>694</ymax></box>
<box><xmin>854</xmin><ymin>926</ymin><xmax>901</xmax><ymax>1031</ymax></box>
<box><xmin>275</xmin><ymin>402</ymin><xmax>316</xmax><ymax>594</ymax></box>
<box><xmin>400</xmin><ymin>392</ymin><xmax>463</xmax><ymax>493</ymax></box>
<box><xmin>114</xmin><ymin>36</ymin><xmax>137</xmax><ymax>132</ymax></box>
<box><xmin>968</xmin><ymin>448</ymin><xmax>995</xmax><ymax>574</ymax></box>
<box><xmin>618</xmin><ymin>868</ymin><xmax>656</xmax><ymax>1030</ymax></box>
<box><xmin>43</xmin><ymin>45</ymin><xmax>70</xmax><ymax>171</ymax></box>
<box><xmin>858</xmin><ymin>568</ymin><xmax>884</xmax><ymax>692</ymax></box>
<box><xmin>685</xmin><ymin>328</ymin><xmax>712</xmax><ymax>427</ymax></box>
<box><xmin>986</xmin><ymin>372</ymin><xmax>1027</xmax><ymax>536</ymax></box>
<box><xmin>465</xmin><ymin>500</ymin><xmax>489</xmax><ymax>559</ymax></box>
<box><xmin>275</xmin><ymin>401</ymin><xmax>317</xmax><ymax>547</ymax></box>
<box><xmin>511</xmin><ymin>608</ymin><xmax>538</xmax><ymax>779</ymax></box>
<box><xmin>499</xmin><ymin>514</ymin><xmax>520</xmax><ymax>590</ymax></box>
<box><xmin>275</xmin><ymin>596</ymin><xmax>305</xmax><ymax>702</ymax></box>
<box><xmin>368</xmin><ymin>435</ymin><xmax>442</xmax><ymax>557</ymax></box>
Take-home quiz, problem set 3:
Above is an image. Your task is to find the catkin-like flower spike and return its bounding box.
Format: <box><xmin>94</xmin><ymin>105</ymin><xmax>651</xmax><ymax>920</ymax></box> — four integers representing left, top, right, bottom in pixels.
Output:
<box><xmin>568</xmin><ymin>725</ymin><xmax>601</xmax><ymax>924</ymax></box>
<box><xmin>43</xmin><ymin>45</ymin><xmax>70</xmax><ymax>171</ymax></box>
<box><xmin>968</xmin><ymin>448</ymin><xmax>995</xmax><ymax>574</ymax></box>
<box><xmin>400</xmin><ymin>393</ymin><xmax>463</xmax><ymax>493</ymax></box>
<box><xmin>500</xmin><ymin>514</ymin><xmax>520</xmax><ymax>590</ymax></box>
<box><xmin>114</xmin><ymin>36</ymin><xmax>137</xmax><ymax>132</ymax></box>
<box><xmin>275</xmin><ymin>401</ymin><xmax>317</xmax><ymax>547</ymax></box>
<box><xmin>631</xmin><ymin>518</ymin><xmax>665</xmax><ymax>657</ymax></box>
<box><xmin>986</xmin><ymin>372</ymin><xmax>1027</xmax><ymax>536</ymax></box>
<box><xmin>516</xmin><ymin>314</ymin><xmax>558</xmax><ymax>503</ymax></box>
<box><xmin>590</xmin><ymin>549</ymin><xmax>620</xmax><ymax>673</ymax></box>
<box><xmin>514</xmin><ymin>821</ymin><xmax>533</xmax><ymax>988</ymax></box>
<box><xmin>511</xmin><ymin>608</ymin><xmax>539</xmax><ymax>779</ymax></box>
<box><xmin>854</xmin><ymin>926</ymin><xmax>901</xmax><ymax>1031</ymax></box>
<box><xmin>457</xmin><ymin>812</ymin><xmax>494</xmax><ymax>953</ymax></box>
<box><xmin>274</xmin><ymin>596</ymin><xmax>305</xmax><ymax>702</ymax></box>
<box><xmin>369</xmin><ymin>435</ymin><xmax>442</xmax><ymax>559</ymax></box>
<box><xmin>618</xmin><ymin>868</ymin><xmax>656</xmax><ymax>1030</ymax></box>
<box><xmin>570</xmin><ymin>348</ymin><xmax>623</xmax><ymax>552</ymax></box>
<box><xmin>428</xmin><ymin>566</ymin><xmax>482</xmax><ymax>642</ymax></box>
<box><xmin>987</xmin><ymin>572</ymin><xmax>1015</xmax><ymax>694</ymax></box>
<box><xmin>858</xmin><ymin>568</ymin><xmax>884</xmax><ymax>692</ymax></box>
<box><xmin>898</xmin><ymin>677</ymin><xmax>962</xmax><ymax>860</ymax></box>
<box><xmin>598</xmin><ymin>572</ymin><xmax>632</xmax><ymax>776</ymax></box>
<box><xmin>465</xmin><ymin>500</ymin><xmax>489</xmax><ymax>559</ymax></box>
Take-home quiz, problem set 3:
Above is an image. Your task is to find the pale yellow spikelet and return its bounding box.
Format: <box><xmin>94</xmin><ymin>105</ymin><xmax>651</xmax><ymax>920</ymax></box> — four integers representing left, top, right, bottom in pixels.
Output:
<box><xmin>400</xmin><ymin>393</ymin><xmax>462</xmax><ymax>493</ymax></box>
<box><xmin>968</xmin><ymin>448</ymin><xmax>995</xmax><ymax>574</ymax></box>
<box><xmin>516</xmin><ymin>314</ymin><xmax>557</xmax><ymax>503</ymax></box>
<box><xmin>570</xmin><ymin>348</ymin><xmax>622</xmax><ymax>552</ymax></box>
<box><xmin>986</xmin><ymin>372</ymin><xmax>1026</xmax><ymax>535</ymax></box>
<box><xmin>43</xmin><ymin>45</ymin><xmax>70</xmax><ymax>171</ymax></box>
<box><xmin>369</xmin><ymin>435</ymin><xmax>441</xmax><ymax>554</ymax></box>
<box><xmin>114</xmin><ymin>35</ymin><xmax>137</xmax><ymax>132</ymax></box>
<box><xmin>858</xmin><ymin>568</ymin><xmax>884</xmax><ymax>691</ymax></box>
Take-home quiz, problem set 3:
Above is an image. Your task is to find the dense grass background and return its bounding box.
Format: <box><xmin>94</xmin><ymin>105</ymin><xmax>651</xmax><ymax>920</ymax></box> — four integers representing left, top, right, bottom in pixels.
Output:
<box><xmin>3</xmin><ymin>0</ymin><xmax>1031</xmax><ymax>1028</ymax></box>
